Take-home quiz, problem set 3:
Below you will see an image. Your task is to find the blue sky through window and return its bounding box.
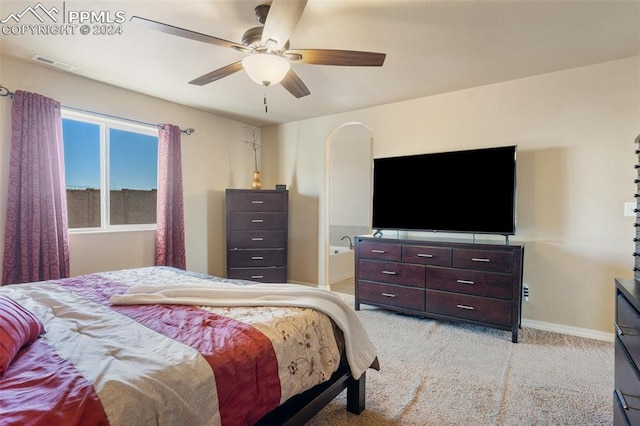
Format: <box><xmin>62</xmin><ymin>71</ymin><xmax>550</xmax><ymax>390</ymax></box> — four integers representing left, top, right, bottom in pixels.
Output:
<box><xmin>109</xmin><ymin>128</ymin><xmax>158</xmax><ymax>190</ymax></box>
<box><xmin>63</xmin><ymin>118</ymin><xmax>100</xmax><ymax>189</ymax></box>
<box><xmin>62</xmin><ymin>118</ymin><xmax>158</xmax><ymax>190</ymax></box>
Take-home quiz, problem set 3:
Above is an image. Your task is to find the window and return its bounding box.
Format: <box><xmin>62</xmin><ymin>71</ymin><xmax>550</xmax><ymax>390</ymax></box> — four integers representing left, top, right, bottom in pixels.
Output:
<box><xmin>62</xmin><ymin>110</ymin><xmax>159</xmax><ymax>231</ymax></box>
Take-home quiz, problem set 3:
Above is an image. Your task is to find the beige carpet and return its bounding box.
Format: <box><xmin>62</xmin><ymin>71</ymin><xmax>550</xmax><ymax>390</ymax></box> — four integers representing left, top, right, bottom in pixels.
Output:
<box><xmin>308</xmin><ymin>296</ymin><xmax>614</xmax><ymax>425</ymax></box>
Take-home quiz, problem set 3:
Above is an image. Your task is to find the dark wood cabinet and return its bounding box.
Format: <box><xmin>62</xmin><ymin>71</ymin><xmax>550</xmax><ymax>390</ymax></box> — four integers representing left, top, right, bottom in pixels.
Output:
<box><xmin>226</xmin><ymin>189</ymin><xmax>288</xmax><ymax>283</ymax></box>
<box><xmin>636</xmin><ymin>134</ymin><xmax>640</xmax><ymax>282</ymax></box>
<box><xmin>355</xmin><ymin>236</ymin><xmax>524</xmax><ymax>342</ymax></box>
<box><xmin>614</xmin><ymin>278</ymin><xmax>640</xmax><ymax>425</ymax></box>
<box><xmin>614</xmin><ymin>134</ymin><xmax>640</xmax><ymax>425</ymax></box>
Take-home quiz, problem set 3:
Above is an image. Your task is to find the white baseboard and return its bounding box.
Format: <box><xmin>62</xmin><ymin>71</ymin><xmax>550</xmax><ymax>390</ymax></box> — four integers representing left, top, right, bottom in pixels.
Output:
<box><xmin>522</xmin><ymin>319</ymin><xmax>614</xmax><ymax>342</ymax></box>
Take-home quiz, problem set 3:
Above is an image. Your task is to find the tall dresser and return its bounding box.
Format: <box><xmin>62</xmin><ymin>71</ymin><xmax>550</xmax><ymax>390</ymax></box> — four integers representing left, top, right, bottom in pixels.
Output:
<box><xmin>614</xmin><ymin>134</ymin><xmax>640</xmax><ymax>425</ymax></box>
<box><xmin>226</xmin><ymin>189</ymin><xmax>288</xmax><ymax>283</ymax></box>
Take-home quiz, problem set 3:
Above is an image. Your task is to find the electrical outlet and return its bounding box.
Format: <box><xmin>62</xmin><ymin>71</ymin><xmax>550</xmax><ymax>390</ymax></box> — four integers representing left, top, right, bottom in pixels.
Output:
<box><xmin>625</xmin><ymin>202</ymin><xmax>637</xmax><ymax>217</ymax></box>
<box><xmin>522</xmin><ymin>284</ymin><xmax>530</xmax><ymax>301</ymax></box>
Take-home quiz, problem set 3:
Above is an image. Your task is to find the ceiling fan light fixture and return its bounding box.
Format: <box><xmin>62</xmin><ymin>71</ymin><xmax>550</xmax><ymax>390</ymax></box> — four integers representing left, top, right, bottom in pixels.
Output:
<box><xmin>242</xmin><ymin>54</ymin><xmax>290</xmax><ymax>86</ymax></box>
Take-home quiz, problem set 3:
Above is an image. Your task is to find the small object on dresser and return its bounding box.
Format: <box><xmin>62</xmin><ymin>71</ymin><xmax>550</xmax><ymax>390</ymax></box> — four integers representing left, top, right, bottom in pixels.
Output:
<box><xmin>252</xmin><ymin>170</ymin><xmax>262</xmax><ymax>190</ymax></box>
<box><xmin>275</xmin><ymin>184</ymin><xmax>286</xmax><ymax>191</ymax></box>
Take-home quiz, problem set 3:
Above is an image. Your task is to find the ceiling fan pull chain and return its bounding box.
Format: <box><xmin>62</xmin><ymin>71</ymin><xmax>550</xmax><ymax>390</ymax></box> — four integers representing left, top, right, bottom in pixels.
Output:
<box><xmin>263</xmin><ymin>85</ymin><xmax>268</xmax><ymax>113</ymax></box>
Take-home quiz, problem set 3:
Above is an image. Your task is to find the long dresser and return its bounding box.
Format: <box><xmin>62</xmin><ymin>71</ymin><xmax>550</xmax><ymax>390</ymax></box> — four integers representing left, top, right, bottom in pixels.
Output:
<box><xmin>355</xmin><ymin>235</ymin><xmax>524</xmax><ymax>342</ymax></box>
<box><xmin>226</xmin><ymin>189</ymin><xmax>288</xmax><ymax>283</ymax></box>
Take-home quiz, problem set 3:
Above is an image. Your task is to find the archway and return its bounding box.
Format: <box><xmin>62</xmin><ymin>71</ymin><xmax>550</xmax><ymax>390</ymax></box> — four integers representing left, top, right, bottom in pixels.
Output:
<box><xmin>321</xmin><ymin>122</ymin><xmax>373</xmax><ymax>290</ymax></box>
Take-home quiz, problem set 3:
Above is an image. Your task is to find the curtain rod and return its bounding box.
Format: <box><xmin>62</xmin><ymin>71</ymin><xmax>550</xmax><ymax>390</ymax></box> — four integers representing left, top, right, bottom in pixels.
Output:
<box><xmin>0</xmin><ymin>84</ymin><xmax>195</xmax><ymax>136</ymax></box>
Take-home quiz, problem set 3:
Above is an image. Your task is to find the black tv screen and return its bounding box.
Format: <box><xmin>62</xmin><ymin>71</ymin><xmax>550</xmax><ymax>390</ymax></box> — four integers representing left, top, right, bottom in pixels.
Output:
<box><xmin>372</xmin><ymin>145</ymin><xmax>517</xmax><ymax>235</ymax></box>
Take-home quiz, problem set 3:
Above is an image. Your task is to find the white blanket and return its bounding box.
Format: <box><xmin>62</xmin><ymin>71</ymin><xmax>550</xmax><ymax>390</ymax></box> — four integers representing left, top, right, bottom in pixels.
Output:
<box><xmin>110</xmin><ymin>282</ymin><xmax>377</xmax><ymax>380</ymax></box>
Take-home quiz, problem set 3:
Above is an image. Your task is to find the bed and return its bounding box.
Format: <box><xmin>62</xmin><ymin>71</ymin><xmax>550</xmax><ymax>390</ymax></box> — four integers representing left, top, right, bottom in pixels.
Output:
<box><xmin>0</xmin><ymin>266</ymin><xmax>378</xmax><ymax>425</ymax></box>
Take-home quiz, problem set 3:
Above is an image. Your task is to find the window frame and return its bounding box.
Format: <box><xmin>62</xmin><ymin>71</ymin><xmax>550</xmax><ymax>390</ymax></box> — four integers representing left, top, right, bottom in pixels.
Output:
<box><xmin>62</xmin><ymin>109</ymin><xmax>159</xmax><ymax>234</ymax></box>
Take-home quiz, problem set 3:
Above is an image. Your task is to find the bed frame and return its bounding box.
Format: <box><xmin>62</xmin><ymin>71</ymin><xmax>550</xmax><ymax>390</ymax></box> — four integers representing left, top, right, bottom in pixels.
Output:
<box><xmin>256</xmin><ymin>364</ymin><xmax>366</xmax><ymax>425</ymax></box>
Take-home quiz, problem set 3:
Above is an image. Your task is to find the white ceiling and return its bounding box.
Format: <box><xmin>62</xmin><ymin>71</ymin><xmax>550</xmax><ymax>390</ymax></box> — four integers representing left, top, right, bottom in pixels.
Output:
<box><xmin>1</xmin><ymin>0</ymin><xmax>639</xmax><ymax>126</ymax></box>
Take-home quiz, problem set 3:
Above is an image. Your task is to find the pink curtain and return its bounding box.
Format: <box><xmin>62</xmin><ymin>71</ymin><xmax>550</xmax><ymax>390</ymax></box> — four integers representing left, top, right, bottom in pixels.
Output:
<box><xmin>2</xmin><ymin>90</ymin><xmax>70</xmax><ymax>285</ymax></box>
<box><xmin>155</xmin><ymin>124</ymin><xmax>186</xmax><ymax>269</ymax></box>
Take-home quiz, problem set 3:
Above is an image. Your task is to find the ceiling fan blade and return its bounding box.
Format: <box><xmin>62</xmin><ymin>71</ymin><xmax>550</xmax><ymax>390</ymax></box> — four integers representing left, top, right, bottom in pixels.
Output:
<box><xmin>281</xmin><ymin>69</ymin><xmax>310</xmax><ymax>98</ymax></box>
<box><xmin>189</xmin><ymin>61</ymin><xmax>244</xmax><ymax>86</ymax></box>
<box><xmin>261</xmin><ymin>0</ymin><xmax>308</xmax><ymax>51</ymax></box>
<box><xmin>131</xmin><ymin>16</ymin><xmax>246</xmax><ymax>51</ymax></box>
<box><xmin>287</xmin><ymin>49</ymin><xmax>386</xmax><ymax>67</ymax></box>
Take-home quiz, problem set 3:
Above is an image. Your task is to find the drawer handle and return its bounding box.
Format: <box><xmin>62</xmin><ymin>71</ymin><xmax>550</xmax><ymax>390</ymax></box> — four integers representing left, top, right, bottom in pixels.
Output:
<box><xmin>471</xmin><ymin>258</ymin><xmax>490</xmax><ymax>263</ymax></box>
<box><xmin>381</xmin><ymin>271</ymin><xmax>397</xmax><ymax>275</ymax></box>
<box><xmin>616</xmin><ymin>324</ymin><xmax>640</xmax><ymax>336</ymax></box>
<box><xmin>371</xmin><ymin>250</ymin><xmax>386</xmax><ymax>254</ymax></box>
<box><xmin>456</xmin><ymin>304</ymin><xmax>475</xmax><ymax>310</ymax></box>
<box><xmin>456</xmin><ymin>279</ymin><xmax>475</xmax><ymax>285</ymax></box>
<box><xmin>252</xmin><ymin>256</ymin><xmax>264</xmax><ymax>260</ymax></box>
<box><xmin>251</xmin><ymin>219</ymin><xmax>264</xmax><ymax>223</ymax></box>
<box><xmin>251</xmin><ymin>200</ymin><xmax>264</xmax><ymax>204</ymax></box>
<box><xmin>615</xmin><ymin>389</ymin><xmax>628</xmax><ymax>410</ymax></box>
<box><xmin>251</xmin><ymin>237</ymin><xmax>264</xmax><ymax>241</ymax></box>
<box><xmin>417</xmin><ymin>254</ymin><xmax>433</xmax><ymax>258</ymax></box>
<box><xmin>381</xmin><ymin>293</ymin><xmax>396</xmax><ymax>298</ymax></box>
<box><xmin>251</xmin><ymin>275</ymin><xmax>264</xmax><ymax>279</ymax></box>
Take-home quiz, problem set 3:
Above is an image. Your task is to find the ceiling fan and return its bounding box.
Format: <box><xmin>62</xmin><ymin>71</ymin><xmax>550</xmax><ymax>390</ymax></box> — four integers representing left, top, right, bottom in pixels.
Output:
<box><xmin>131</xmin><ymin>0</ymin><xmax>386</xmax><ymax>99</ymax></box>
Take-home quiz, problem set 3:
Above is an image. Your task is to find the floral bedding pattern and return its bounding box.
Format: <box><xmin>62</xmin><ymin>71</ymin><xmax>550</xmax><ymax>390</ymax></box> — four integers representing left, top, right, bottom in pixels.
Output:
<box><xmin>99</xmin><ymin>267</ymin><xmax>341</xmax><ymax>402</ymax></box>
<box><xmin>0</xmin><ymin>266</ymin><xmax>342</xmax><ymax>425</ymax></box>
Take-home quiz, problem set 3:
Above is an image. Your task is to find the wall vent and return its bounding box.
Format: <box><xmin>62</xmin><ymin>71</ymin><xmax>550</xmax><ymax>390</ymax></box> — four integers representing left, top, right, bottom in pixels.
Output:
<box><xmin>31</xmin><ymin>54</ymin><xmax>77</xmax><ymax>71</ymax></box>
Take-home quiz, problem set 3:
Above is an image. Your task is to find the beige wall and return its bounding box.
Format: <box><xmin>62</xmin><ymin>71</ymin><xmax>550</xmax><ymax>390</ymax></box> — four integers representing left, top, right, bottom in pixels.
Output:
<box><xmin>0</xmin><ymin>55</ymin><xmax>258</xmax><ymax>277</ymax></box>
<box><xmin>329</xmin><ymin>125</ymin><xmax>372</xmax><ymax>227</ymax></box>
<box><xmin>2</xmin><ymin>52</ymin><xmax>638</xmax><ymax>336</ymax></box>
<box><xmin>262</xmin><ymin>56</ymin><xmax>640</xmax><ymax>336</ymax></box>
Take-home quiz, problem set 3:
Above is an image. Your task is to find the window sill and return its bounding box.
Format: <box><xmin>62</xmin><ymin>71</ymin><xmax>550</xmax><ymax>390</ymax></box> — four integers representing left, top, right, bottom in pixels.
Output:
<box><xmin>69</xmin><ymin>226</ymin><xmax>157</xmax><ymax>235</ymax></box>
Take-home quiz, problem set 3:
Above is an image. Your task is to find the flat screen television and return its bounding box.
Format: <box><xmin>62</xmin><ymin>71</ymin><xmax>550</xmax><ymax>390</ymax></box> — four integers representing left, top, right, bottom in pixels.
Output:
<box><xmin>372</xmin><ymin>145</ymin><xmax>517</xmax><ymax>235</ymax></box>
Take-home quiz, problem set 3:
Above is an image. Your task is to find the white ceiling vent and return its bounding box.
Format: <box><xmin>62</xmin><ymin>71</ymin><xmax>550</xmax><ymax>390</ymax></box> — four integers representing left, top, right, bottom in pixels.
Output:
<box><xmin>31</xmin><ymin>54</ymin><xmax>77</xmax><ymax>71</ymax></box>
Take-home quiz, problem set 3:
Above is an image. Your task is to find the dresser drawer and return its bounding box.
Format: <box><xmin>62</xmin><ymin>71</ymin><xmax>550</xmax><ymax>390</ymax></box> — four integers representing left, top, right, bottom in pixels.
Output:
<box><xmin>358</xmin><ymin>259</ymin><xmax>425</xmax><ymax>288</ymax></box>
<box><xmin>227</xmin><ymin>249</ymin><xmax>285</xmax><ymax>267</ymax></box>
<box><xmin>613</xmin><ymin>396</ymin><xmax>629</xmax><ymax>426</ymax></box>
<box><xmin>226</xmin><ymin>191</ymin><xmax>287</xmax><ymax>212</ymax></box>
<box><xmin>616</xmin><ymin>294</ymin><xmax>640</xmax><ymax>372</ymax></box>
<box><xmin>402</xmin><ymin>245</ymin><xmax>451</xmax><ymax>266</ymax></box>
<box><xmin>426</xmin><ymin>290</ymin><xmax>512</xmax><ymax>326</ymax></box>
<box><xmin>426</xmin><ymin>267</ymin><xmax>512</xmax><ymax>300</ymax></box>
<box><xmin>229</xmin><ymin>230</ymin><xmax>285</xmax><ymax>249</ymax></box>
<box><xmin>452</xmin><ymin>249</ymin><xmax>514</xmax><ymax>273</ymax></box>
<box><xmin>358</xmin><ymin>281</ymin><xmax>425</xmax><ymax>311</ymax></box>
<box><xmin>227</xmin><ymin>212</ymin><xmax>286</xmax><ymax>230</ymax></box>
<box><xmin>228</xmin><ymin>267</ymin><xmax>286</xmax><ymax>283</ymax></box>
<box><xmin>357</xmin><ymin>241</ymin><xmax>401</xmax><ymax>261</ymax></box>
<box><xmin>615</xmin><ymin>338</ymin><xmax>640</xmax><ymax>425</ymax></box>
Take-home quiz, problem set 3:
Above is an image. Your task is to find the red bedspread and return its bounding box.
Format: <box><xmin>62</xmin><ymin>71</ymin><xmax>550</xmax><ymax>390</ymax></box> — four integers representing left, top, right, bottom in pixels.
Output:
<box><xmin>0</xmin><ymin>267</ymin><xmax>342</xmax><ymax>425</ymax></box>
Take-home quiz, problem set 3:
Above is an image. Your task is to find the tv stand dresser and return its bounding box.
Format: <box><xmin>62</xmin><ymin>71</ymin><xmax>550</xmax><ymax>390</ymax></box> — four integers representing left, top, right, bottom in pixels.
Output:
<box><xmin>354</xmin><ymin>235</ymin><xmax>524</xmax><ymax>342</ymax></box>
